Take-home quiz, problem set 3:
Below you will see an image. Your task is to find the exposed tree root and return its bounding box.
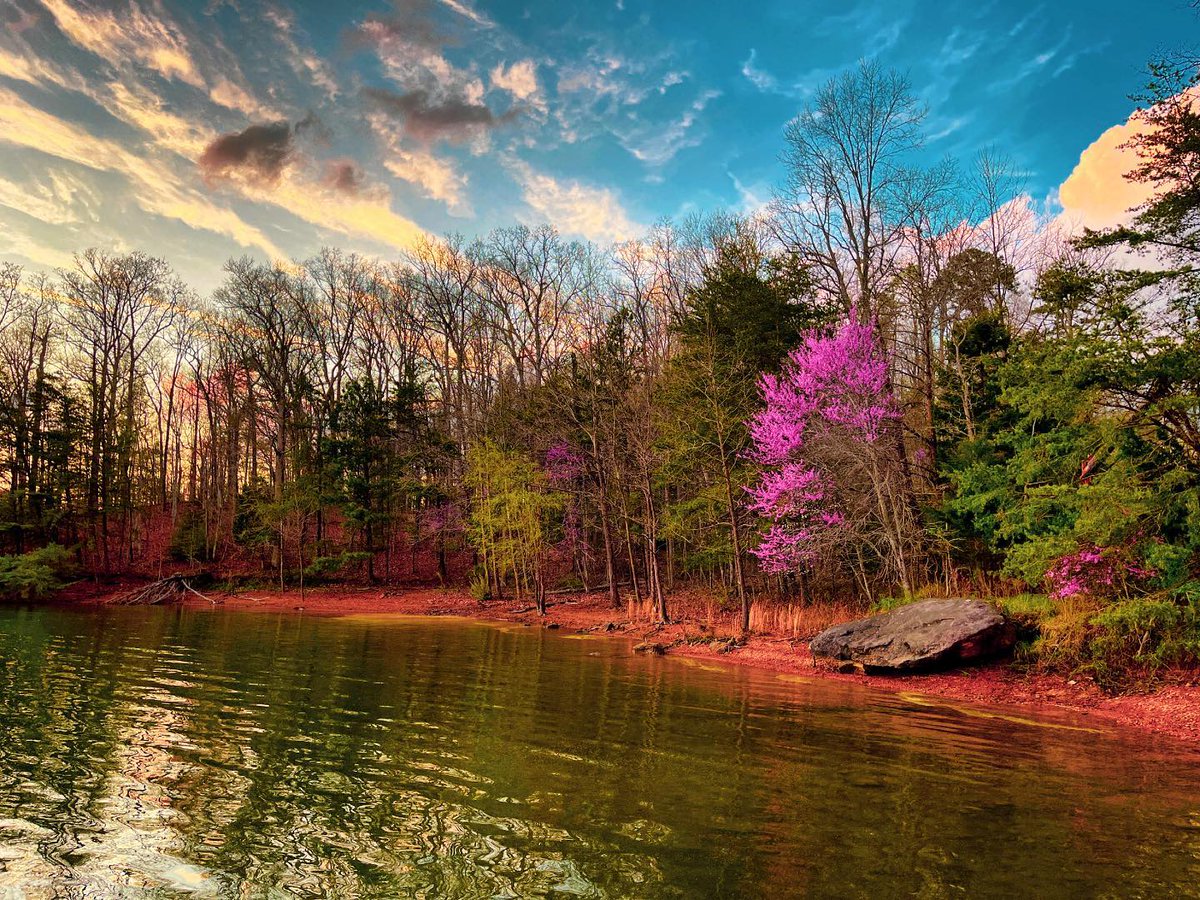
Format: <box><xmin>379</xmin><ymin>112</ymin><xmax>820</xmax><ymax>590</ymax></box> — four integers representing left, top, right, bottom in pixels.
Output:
<box><xmin>108</xmin><ymin>575</ymin><xmax>219</xmax><ymax>606</ymax></box>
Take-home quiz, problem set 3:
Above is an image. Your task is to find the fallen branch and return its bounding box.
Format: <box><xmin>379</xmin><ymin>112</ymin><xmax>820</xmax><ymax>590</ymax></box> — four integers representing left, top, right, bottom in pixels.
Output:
<box><xmin>545</xmin><ymin>582</ymin><xmax>632</xmax><ymax>597</ymax></box>
<box><xmin>180</xmin><ymin>580</ymin><xmax>221</xmax><ymax>605</ymax></box>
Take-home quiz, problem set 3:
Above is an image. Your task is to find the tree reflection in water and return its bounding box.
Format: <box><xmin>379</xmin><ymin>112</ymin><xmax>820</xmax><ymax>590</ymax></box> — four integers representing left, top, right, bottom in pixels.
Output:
<box><xmin>0</xmin><ymin>606</ymin><xmax>1197</xmax><ymax>898</ymax></box>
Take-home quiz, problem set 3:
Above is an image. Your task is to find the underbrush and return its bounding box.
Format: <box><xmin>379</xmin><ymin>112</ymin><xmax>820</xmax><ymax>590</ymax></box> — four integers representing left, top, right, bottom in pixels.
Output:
<box><xmin>0</xmin><ymin>544</ymin><xmax>75</xmax><ymax>601</ymax></box>
<box><xmin>748</xmin><ymin>599</ymin><xmax>858</xmax><ymax>638</ymax></box>
<box><xmin>304</xmin><ymin>551</ymin><xmax>373</xmax><ymax>582</ymax></box>
<box><xmin>1007</xmin><ymin>589</ymin><xmax>1200</xmax><ymax>688</ymax></box>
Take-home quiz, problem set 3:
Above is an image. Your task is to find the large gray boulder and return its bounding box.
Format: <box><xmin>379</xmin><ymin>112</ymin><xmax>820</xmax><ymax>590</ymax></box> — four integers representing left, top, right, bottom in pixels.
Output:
<box><xmin>808</xmin><ymin>598</ymin><xmax>1015</xmax><ymax>674</ymax></box>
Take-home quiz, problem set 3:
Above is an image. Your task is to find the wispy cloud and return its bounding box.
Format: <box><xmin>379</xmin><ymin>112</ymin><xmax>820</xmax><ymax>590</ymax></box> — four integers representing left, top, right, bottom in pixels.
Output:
<box><xmin>987</xmin><ymin>27</ymin><xmax>1087</xmax><ymax>94</ymax></box>
<box><xmin>437</xmin><ymin>0</ymin><xmax>494</xmax><ymax>29</ymax></box>
<box><xmin>261</xmin><ymin>2</ymin><xmax>340</xmax><ymax>99</ymax></box>
<box><xmin>507</xmin><ymin>158</ymin><xmax>640</xmax><ymax>244</ymax></box>
<box><xmin>741</xmin><ymin>49</ymin><xmax>778</xmax><ymax>93</ymax></box>
<box><xmin>38</xmin><ymin>0</ymin><xmax>204</xmax><ymax>87</ymax></box>
<box><xmin>370</xmin><ymin>112</ymin><xmax>472</xmax><ymax>215</ymax></box>
<box><xmin>619</xmin><ymin>89</ymin><xmax>719</xmax><ymax>166</ymax></box>
<box><xmin>0</xmin><ymin>83</ymin><xmax>285</xmax><ymax>258</ymax></box>
<box><xmin>491</xmin><ymin>59</ymin><xmax>544</xmax><ymax>110</ymax></box>
<box><xmin>728</xmin><ymin>171</ymin><xmax>771</xmax><ymax>216</ymax></box>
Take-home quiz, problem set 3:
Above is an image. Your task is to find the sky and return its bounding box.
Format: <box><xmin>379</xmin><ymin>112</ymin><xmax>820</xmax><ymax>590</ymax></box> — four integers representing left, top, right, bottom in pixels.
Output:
<box><xmin>0</xmin><ymin>0</ymin><xmax>1194</xmax><ymax>292</ymax></box>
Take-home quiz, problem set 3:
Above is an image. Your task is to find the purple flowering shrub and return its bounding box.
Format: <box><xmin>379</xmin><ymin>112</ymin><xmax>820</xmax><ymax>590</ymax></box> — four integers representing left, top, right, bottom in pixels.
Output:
<box><xmin>1044</xmin><ymin>544</ymin><xmax>1156</xmax><ymax>601</ymax></box>
<box><xmin>544</xmin><ymin>440</ymin><xmax>588</xmax><ymax>560</ymax></box>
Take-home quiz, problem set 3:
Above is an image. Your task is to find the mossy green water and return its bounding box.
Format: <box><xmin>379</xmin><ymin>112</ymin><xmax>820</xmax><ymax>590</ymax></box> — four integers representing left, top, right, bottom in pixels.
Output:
<box><xmin>0</xmin><ymin>606</ymin><xmax>1197</xmax><ymax>898</ymax></box>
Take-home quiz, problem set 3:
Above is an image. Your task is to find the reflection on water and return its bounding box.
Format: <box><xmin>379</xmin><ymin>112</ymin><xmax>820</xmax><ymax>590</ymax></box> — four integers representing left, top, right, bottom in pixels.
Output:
<box><xmin>0</xmin><ymin>607</ymin><xmax>1198</xmax><ymax>898</ymax></box>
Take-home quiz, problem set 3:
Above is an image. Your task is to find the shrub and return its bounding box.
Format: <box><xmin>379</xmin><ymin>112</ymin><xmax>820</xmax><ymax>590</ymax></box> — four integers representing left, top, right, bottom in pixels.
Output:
<box><xmin>0</xmin><ymin>545</ymin><xmax>75</xmax><ymax>601</ymax></box>
<box><xmin>1043</xmin><ymin>543</ymin><xmax>1154</xmax><ymax>601</ymax></box>
<box><xmin>169</xmin><ymin>507</ymin><xmax>209</xmax><ymax>562</ymax></box>
<box><xmin>304</xmin><ymin>551</ymin><xmax>372</xmax><ymax>581</ymax></box>
<box><xmin>469</xmin><ymin>570</ymin><xmax>492</xmax><ymax>603</ymax></box>
<box><xmin>1022</xmin><ymin>589</ymin><xmax>1200</xmax><ymax>687</ymax></box>
<box><xmin>994</xmin><ymin>593</ymin><xmax>1056</xmax><ymax>621</ymax></box>
<box><xmin>1029</xmin><ymin>596</ymin><xmax>1098</xmax><ymax>672</ymax></box>
<box><xmin>1144</xmin><ymin>542</ymin><xmax>1194</xmax><ymax>590</ymax></box>
<box><xmin>1088</xmin><ymin>597</ymin><xmax>1200</xmax><ymax>681</ymax></box>
<box><xmin>994</xmin><ymin>593</ymin><xmax>1056</xmax><ymax>652</ymax></box>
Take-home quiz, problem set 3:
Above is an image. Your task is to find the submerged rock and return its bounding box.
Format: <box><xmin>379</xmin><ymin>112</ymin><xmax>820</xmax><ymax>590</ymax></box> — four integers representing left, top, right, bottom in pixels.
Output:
<box><xmin>808</xmin><ymin>598</ymin><xmax>1015</xmax><ymax>674</ymax></box>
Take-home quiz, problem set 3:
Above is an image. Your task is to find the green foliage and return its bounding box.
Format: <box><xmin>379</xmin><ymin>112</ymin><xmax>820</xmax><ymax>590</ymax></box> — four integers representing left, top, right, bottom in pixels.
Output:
<box><xmin>1001</xmin><ymin>592</ymin><xmax>1200</xmax><ymax>687</ymax></box>
<box><xmin>1027</xmin><ymin>598</ymin><xmax>1097</xmax><ymax>673</ymax></box>
<box><xmin>928</xmin><ymin>237</ymin><xmax>1200</xmax><ymax>681</ymax></box>
<box><xmin>660</xmin><ymin>482</ymin><xmax>734</xmax><ymax>574</ymax></box>
<box><xmin>468</xmin><ymin>569</ymin><xmax>491</xmax><ymax>603</ymax></box>
<box><xmin>169</xmin><ymin>507</ymin><xmax>210</xmax><ymax>563</ymax></box>
<box><xmin>0</xmin><ymin>544</ymin><xmax>74</xmax><ymax>601</ymax></box>
<box><xmin>1088</xmin><ymin>597</ymin><xmax>1199</xmax><ymax>675</ymax></box>
<box><xmin>304</xmin><ymin>552</ymin><xmax>372</xmax><ymax>581</ymax></box>
<box><xmin>933</xmin><ymin>249</ymin><xmax>1017</xmax><ymax>319</ymax></box>
<box><xmin>676</xmin><ymin>243</ymin><xmax>826</xmax><ymax>377</ymax></box>
<box><xmin>993</xmin><ymin>593</ymin><xmax>1056</xmax><ymax>623</ymax></box>
<box><xmin>324</xmin><ymin>378</ymin><xmax>399</xmax><ymax>542</ymax></box>
<box><xmin>937</xmin><ymin>264</ymin><xmax>1192</xmax><ymax>597</ymax></box>
<box><xmin>868</xmin><ymin>595</ymin><xmax>909</xmax><ymax>613</ymax></box>
<box><xmin>233</xmin><ymin>481</ymin><xmax>274</xmax><ymax>548</ymax></box>
<box><xmin>465</xmin><ymin>440</ymin><xmax>564</xmax><ymax>599</ymax></box>
<box><xmin>1145</xmin><ymin>542</ymin><xmax>1194</xmax><ymax>589</ymax></box>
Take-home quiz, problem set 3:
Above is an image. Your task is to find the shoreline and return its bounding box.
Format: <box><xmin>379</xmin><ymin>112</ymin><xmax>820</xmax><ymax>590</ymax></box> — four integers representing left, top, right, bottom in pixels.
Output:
<box><xmin>76</xmin><ymin>584</ymin><xmax>1200</xmax><ymax>747</ymax></box>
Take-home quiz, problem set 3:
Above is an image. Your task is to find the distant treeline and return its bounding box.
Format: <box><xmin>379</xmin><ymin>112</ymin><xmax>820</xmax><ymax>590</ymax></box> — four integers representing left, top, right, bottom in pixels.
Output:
<box><xmin>1</xmin><ymin>58</ymin><xmax>1198</xmax><ymax>675</ymax></box>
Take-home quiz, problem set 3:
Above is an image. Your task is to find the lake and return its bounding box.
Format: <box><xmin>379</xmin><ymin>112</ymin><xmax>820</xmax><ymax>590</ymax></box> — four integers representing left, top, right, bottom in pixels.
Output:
<box><xmin>0</xmin><ymin>606</ymin><xmax>1197</xmax><ymax>898</ymax></box>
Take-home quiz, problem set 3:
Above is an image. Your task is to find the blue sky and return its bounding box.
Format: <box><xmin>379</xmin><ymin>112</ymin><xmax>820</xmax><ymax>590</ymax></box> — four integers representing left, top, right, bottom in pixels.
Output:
<box><xmin>0</xmin><ymin>0</ymin><xmax>1192</xmax><ymax>291</ymax></box>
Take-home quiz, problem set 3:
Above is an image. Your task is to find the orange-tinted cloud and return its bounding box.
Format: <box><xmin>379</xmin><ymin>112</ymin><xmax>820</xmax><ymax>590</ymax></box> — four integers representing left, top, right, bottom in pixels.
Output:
<box><xmin>507</xmin><ymin>158</ymin><xmax>639</xmax><ymax>243</ymax></box>
<box><xmin>1057</xmin><ymin>105</ymin><xmax>1157</xmax><ymax>230</ymax></box>
<box><xmin>38</xmin><ymin>0</ymin><xmax>203</xmax><ymax>87</ymax></box>
<box><xmin>0</xmin><ymin>84</ymin><xmax>285</xmax><ymax>259</ymax></box>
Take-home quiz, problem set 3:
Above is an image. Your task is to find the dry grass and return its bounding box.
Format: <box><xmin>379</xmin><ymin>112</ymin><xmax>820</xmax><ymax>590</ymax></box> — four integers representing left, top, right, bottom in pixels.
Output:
<box><xmin>748</xmin><ymin>599</ymin><xmax>858</xmax><ymax>638</ymax></box>
<box><xmin>624</xmin><ymin>591</ymin><xmax>858</xmax><ymax>639</ymax></box>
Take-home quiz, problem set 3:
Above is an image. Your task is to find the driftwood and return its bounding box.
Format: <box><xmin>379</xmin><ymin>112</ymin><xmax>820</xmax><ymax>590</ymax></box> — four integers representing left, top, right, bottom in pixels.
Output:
<box><xmin>109</xmin><ymin>575</ymin><xmax>219</xmax><ymax>606</ymax></box>
<box><xmin>545</xmin><ymin>582</ymin><xmax>632</xmax><ymax>598</ymax></box>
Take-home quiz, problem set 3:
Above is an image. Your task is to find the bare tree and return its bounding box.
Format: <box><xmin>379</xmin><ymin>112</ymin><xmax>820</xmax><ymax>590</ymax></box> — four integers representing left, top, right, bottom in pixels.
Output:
<box><xmin>60</xmin><ymin>250</ymin><xmax>185</xmax><ymax>570</ymax></box>
<box><xmin>773</xmin><ymin>60</ymin><xmax>926</xmax><ymax>318</ymax></box>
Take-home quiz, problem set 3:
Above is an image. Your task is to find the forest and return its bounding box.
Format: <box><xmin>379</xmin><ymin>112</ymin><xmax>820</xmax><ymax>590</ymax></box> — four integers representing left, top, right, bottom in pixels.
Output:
<box><xmin>1</xmin><ymin>57</ymin><xmax>1198</xmax><ymax>683</ymax></box>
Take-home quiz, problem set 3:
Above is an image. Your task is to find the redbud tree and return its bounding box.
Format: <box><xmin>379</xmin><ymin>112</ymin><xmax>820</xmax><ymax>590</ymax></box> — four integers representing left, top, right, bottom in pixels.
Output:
<box><xmin>746</xmin><ymin>313</ymin><xmax>920</xmax><ymax>597</ymax></box>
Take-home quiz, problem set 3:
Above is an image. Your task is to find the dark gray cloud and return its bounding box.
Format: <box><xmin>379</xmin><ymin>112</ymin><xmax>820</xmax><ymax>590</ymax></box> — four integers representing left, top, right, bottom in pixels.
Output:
<box><xmin>198</xmin><ymin>115</ymin><xmax>324</xmax><ymax>186</ymax></box>
<box><xmin>321</xmin><ymin>159</ymin><xmax>366</xmax><ymax>196</ymax></box>
<box><xmin>199</xmin><ymin>121</ymin><xmax>294</xmax><ymax>185</ymax></box>
<box><xmin>3</xmin><ymin>0</ymin><xmax>40</xmax><ymax>34</ymax></box>
<box><xmin>364</xmin><ymin>87</ymin><xmax>519</xmax><ymax>144</ymax></box>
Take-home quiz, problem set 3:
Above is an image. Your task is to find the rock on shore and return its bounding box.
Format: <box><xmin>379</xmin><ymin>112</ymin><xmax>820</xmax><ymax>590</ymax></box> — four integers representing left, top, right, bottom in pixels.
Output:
<box><xmin>808</xmin><ymin>598</ymin><xmax>1016</xmax><ymax>674</ymax></box>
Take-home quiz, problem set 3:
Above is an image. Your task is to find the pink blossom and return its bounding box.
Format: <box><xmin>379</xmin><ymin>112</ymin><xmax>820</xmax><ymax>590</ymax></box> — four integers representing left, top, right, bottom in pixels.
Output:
<box><xmin>745</xmin><ymin>311</ymin><xmax>898</xmax><ymax>574</ymax></box>
<box><xmin>751</xmin><ymin>525</ymin><xmax>817</xmax><ymax>574</ymax></box>
<box><xmin>1045</xmin><ymin>544</ymin><xmax>1155</xmax><ymax>599</ymax></box>
<box><xmin>748</xmin><ymin>313</ymin><xmax>899</xmax><ymax>467</ymax></box>
<box><xmin>544</xmin><ymin>440</ymin><xmax>585</xmax><ymax>484</ymax></box>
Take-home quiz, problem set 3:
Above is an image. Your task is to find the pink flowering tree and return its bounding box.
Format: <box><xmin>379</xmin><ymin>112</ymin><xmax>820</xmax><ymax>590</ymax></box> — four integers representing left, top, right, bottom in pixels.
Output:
<box><xmin>746</xmin><ymin>313</ymin><xmax>920</xmax><ymax>597</ymax></box>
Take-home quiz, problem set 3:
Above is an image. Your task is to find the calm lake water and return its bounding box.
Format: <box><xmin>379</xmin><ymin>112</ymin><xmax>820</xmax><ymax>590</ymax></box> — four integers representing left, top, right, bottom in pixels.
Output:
<box><xmin>0</xmin><ymin>607</ymin><xmax>1197</xmax><ymax>898</ymax></box>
